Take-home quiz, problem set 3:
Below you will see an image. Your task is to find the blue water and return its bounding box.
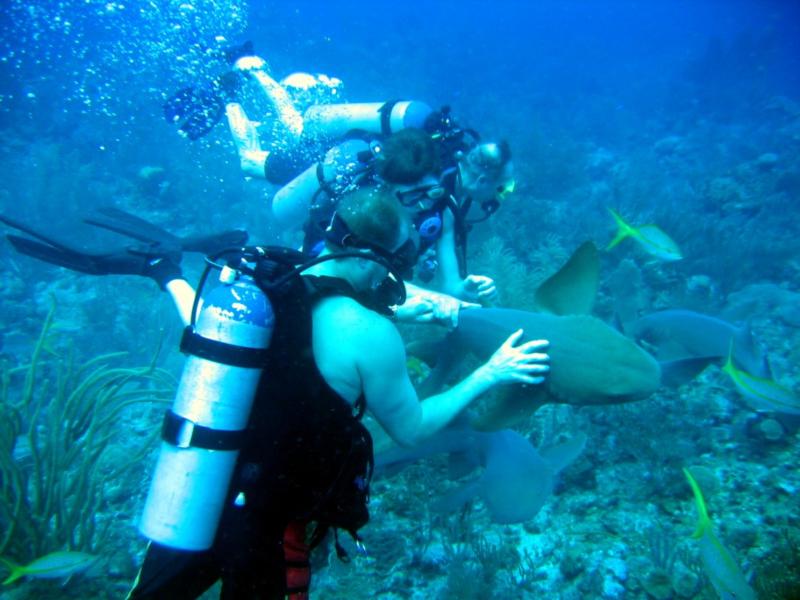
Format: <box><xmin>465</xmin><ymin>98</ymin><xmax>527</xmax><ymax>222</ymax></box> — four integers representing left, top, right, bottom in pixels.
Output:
<box><xmin>1</xmin><ymin>1</ymin><xmax>799</xmax><ymax>598</ymax></box>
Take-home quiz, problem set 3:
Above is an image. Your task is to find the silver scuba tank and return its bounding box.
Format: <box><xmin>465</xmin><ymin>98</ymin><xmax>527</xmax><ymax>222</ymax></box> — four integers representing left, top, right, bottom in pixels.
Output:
<box><xmin>302</xmin><ymin>100</ymin><xmax>432</xmax><ymax>140</ymax></box>
<box><xmin>139</xmin><ymin>269</ymin><xmax>273</xmax><ymax>550</ymax></box>
<box><xmin>271</xmin><ymin>138</ymin><xmax>375</xmax><ymax>229</ymax></box>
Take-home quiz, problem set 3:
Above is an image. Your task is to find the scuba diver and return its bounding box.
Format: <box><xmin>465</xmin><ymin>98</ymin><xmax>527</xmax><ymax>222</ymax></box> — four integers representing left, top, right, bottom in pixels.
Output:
<box><xmin>164</xmin><ymin>48</ymin><xmax>514</xmax><ymax>308</ymax></box>
<box><xmin>1</xmin><ymin>187</ymin><xmax>549</xmax><ymax>599</ymax></box>
<box><xmin>269</xmin><ymin>123</ymin><xmax>515</xmax><ymax>308</ymax></box>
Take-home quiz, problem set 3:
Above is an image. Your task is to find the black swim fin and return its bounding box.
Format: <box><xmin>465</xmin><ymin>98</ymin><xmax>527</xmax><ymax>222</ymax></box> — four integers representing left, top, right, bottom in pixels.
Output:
<box><xmin>5</xmin><ymin>230</ymin><xmax>113</xmax><ymax>275</ymax></box>
<box><xmin>164</xmin><ymin>72</ymin><xmax>243</xmax><ymax>140</ymax></box>
<box><xmin>83</xmin><ymin>207</ymin><xmax>247</xmax><ymax>255</ymax></box>
<box><xmin>1</xmin><ymin>209</ymin><xmax>248</xmax><ymax>277</ymax></box>
<box><xmin>222</xmin><ymin>40</ymin><xmax>254</xmax><ymax>65</ymax></box>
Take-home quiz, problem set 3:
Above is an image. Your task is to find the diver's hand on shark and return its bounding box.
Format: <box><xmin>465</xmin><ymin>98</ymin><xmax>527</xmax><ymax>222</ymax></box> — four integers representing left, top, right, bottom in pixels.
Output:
<box><xmin>394</xmin><ymin>292</ymin><xmax>479</xmax><ymax>328</ymax></box>
<box><xmin>483</xmin><ymin>329</ymin><xmax>550</xmax><ymax>385</ymax></box>
<box><xmin>462</xmin><ymin>274</ymin><xmax>498</xmax><ymax>303</ymax></box>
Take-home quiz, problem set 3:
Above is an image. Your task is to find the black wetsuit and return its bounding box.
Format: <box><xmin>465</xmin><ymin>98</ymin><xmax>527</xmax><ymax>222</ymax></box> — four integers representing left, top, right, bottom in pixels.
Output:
<box><xmin>128</xmin><ymin>276</ymin><xmax>373</xmax><ymax>600</ymax></box>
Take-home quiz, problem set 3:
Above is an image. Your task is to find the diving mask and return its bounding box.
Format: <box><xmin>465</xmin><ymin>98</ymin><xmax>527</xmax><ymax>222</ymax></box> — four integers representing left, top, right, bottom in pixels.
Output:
<box><xmin>324</xmin><ymin>213</ymin><xmax>418</xmax><ymax>308</ymax></box>
<box><xmin>395</xmin><ymin>182</ymin><xmax>446</xmax><ymax>208</ymax></box>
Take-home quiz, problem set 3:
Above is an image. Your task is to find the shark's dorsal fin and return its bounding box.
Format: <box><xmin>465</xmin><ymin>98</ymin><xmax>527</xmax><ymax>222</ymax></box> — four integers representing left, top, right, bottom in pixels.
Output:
<box><xmin>535</xmin><ymin>241</ymin><xmax>599</xmax><ymax>315</ymax></box>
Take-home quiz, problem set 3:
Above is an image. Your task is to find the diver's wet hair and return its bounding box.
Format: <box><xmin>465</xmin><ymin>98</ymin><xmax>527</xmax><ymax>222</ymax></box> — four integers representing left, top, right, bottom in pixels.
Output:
<box><xmin>336</xmin><ymin>184</ymin><xmax>409</xmax><ymax>252</ymax></box>
<box><xmin>374</xmin><ymin>128</ymin><xmax>441</xmax><ymax>185</ymax></box>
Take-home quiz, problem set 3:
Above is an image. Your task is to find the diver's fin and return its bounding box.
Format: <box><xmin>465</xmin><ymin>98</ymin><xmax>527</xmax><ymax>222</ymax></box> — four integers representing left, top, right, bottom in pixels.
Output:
<box><xmin>180</xmin><ymin>230</ymin><xmax>249</xmax><ymax>254</ymax></box>
<box><xmin>3</xmin><ymin>210</ymin><xmax>249</xmax><ymax>277</ymax></box>
<box><xmin>6</xmin><ymin>234</ymin><xmax>107</xmax><ymax>275</ymax></box>
<box><xmin>163</xmin><ymin>84</ymin><xmax>224</xmax><ymax>140</ymax></box>
<box><xmin>85</xmin><ymin>207</ymin><xmax>248</xmax><ymax>254</ymax></box>
<box><xmin>1</xmin><ymin>213</ymin><xmax>103</xmax><ymax>273</ymax></box>
<box><xmin>180</xmin><ymin>97</ymin><xmax>225</xmax><ymax>140</ymax></box>
<box><xmin>164</xmin><ymin>73</ymin><xmax>243</xmax><ymax>140</ymax></box>
<box><xmin>163</xmin><ymin>86</ymin><xmax>196</xmax><ymax>124</ymax></box>
<box><xmin>0</xmin><ymin>214</ymin><xmax>77</xmax><ymax>253</ymax></box>
<box><xmin>85</xmin><ymin>207</ymin><xmax>181</xmax><ymax>248</ymax></box>
<box><xmin>534</xmin><ymin>241</ymin><xmax>599</xmax><ymax>315</ymax></box>
<box><xmin>3</xmin><ymin>214</ymin><xmax>182</xmax><ymax>281</ymax></box>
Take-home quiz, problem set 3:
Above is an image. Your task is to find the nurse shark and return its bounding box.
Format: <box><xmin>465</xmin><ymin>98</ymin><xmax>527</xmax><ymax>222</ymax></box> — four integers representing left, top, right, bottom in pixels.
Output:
<box><xmin>416</xmin><ymin>242</ymin><xmax>661</xmax><ymax>430</ymax></box>
<box><xmin>376</xmin><ymin>428</ymin><xmax>587</xmax><ymax>524</ymax></box>
<box><xmin>382</xmin><ymin>243</ymin><xmax>655</xmax><ymax>520</ymax></box>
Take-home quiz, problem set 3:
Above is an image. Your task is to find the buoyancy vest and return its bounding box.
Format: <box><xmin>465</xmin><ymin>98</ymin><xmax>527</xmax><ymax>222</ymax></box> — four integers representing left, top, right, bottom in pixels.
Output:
<box><xmin>230</xmin><ymin>274</ymin><xmax>373</xmax><ymax>548</ymax></box>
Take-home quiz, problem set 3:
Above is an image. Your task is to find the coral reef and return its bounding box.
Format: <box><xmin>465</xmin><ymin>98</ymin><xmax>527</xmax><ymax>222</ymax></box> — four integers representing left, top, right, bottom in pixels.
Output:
<box><xmin>0</xmin><ymin>302</ymin><xmax>174</xmax><ymax>592</ymax></box>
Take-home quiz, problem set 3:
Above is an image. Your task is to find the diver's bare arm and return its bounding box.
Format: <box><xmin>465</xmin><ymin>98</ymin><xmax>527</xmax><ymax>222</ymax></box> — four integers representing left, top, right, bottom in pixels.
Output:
<box><xmin>416</xmin><ymin>330</ymin><xmax>549</xmax><ymax>439</ymax></box>
<box><xmin>364</xmin><ymin>322</ymin><xmax>549</xmax><ymax>446</ymax></box>
<box><xmin>166</xmin><ymin>279</ymin><xmax>199</xmax><ymax>328</ymax></box>
<box><xmin>434</xmin><ymin>211</ymin><xmax>497</xmax><ymax>303</ymax></box>
<box><xmin>434</xmin><ymin>212</ymin><xmax>465</xmax><ymax>298</ymax></box>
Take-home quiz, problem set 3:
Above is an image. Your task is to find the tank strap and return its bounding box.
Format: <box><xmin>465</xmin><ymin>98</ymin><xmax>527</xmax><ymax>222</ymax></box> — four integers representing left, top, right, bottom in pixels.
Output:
<box><xmin>161</xmin><ymin>410</ymin><xmax>246</xmax><ymax>451</ymax></box>
<box><xmin>314</xmin><ymin>161</ymin><xmax>336</xmax><ymax>198</ymax></box>
<box><xmin>378</xmin><ymin>100</ymin><xmax>400</xmax><ymax>136</ymax></box>
<box><xmin>180</xmin><ymin>327</ymin><xmax>269</xmax><ymax>368</ymax></box>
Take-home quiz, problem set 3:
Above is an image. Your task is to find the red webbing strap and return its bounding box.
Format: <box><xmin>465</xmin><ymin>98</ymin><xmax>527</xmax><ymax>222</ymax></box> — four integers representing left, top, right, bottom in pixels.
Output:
<box><xmin>284</xmin><ymin>520</ymin><xmax>311</xmax><ymax>600</ymax></box>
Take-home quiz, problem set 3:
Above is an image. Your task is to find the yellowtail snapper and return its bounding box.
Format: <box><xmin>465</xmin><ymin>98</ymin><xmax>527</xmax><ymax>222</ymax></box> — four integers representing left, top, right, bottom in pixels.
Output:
<box><xmin>722</xmin><ymin>341</ymin><xmax>800</xmax><ymax>415</ymax></box>
<box><xmin>606</xmin><ymin>208</ymin><xmax>682</xmax><ymax>261</ymax></box>
<box><xmin>683</xmin><ymin>468</ymin><xmax>755</xmax><ymax>600</ymax></box>
<box><xmin>0</xmin><ymin>551</ymin><xmax>99</xmax><ymax>585</ymax></box>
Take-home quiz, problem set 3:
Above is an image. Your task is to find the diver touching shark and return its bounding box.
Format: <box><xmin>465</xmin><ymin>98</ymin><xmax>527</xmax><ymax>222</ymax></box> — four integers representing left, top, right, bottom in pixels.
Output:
<box><xmin>1</xmin><ymin>193</ymin><xmax>551</xmax><ymax>598</ymax></box>
<box><xmin>407</xmin><ymin>237</ymin><xmax>797</xmax><ymax>430</ymax></box>
<box><xmin>412</xmin><ymin>241</ymin><xmax>661</xmax><ymax>430</ymax></box>
<box><xmin>5</xmin><ymin>205</ymin><xmax>788</xmax><ymax>582</ymax></box>
<box><xmin>420</xmin><ymin>307</ymin><xmax>662</xmax><ymax>430</ymax></box>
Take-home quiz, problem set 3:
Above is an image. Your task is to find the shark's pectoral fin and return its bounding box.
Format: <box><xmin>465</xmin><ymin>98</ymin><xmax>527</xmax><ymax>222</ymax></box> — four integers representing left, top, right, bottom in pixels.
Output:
<box><xmin>470</xmin><ymin>387</ymin><xmax>549</xmax><ymax>431</ymax></box>
<box><xmin>432</xmin><ymin>479</ymin><xmax>482</xmax><ymax>514</ymax></box>
<box><xmin>416</xmin><ymin>335</ymin><xmax>464</xmax><ymax>397</ymax></box>
<box><xmin>539</xmin><ymin>433</ymin><xmax>587</xmax><ymax>473</ymax></box>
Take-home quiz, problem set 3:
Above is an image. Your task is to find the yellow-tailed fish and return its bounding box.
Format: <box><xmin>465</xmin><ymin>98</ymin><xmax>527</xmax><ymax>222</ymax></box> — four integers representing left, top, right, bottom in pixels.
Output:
<box><xmin>683</xmin><ymin>468</ymin><xmax>755</xmax><ymax>600</ymax></box>
<box><xmin>0</xmin><ymin>551</ymin><xmax>99</xmax><ymax>585</ymax></box>
<box><xmin>722</xmin><ymin>342</ymin><xmax>800</xmax><ymax>415</ymax></box>
<box><xmin>606</xmin><ymin>208</ymin><xmax>682</xmax><ymax>261</ymax></box>
<box><xmin>406</xmin><ymin>355</ymin><xmax>430</xmax><ymax>384</ymax></box>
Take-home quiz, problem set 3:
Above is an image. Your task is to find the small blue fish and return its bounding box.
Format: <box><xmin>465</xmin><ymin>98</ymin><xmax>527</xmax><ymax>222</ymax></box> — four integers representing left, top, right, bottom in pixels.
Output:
<box><xmin>0</xmin><ymin>551</ymin><xmax>99</xmax><ymax>585</ymax></box>
<box><xmin>722</xmin><ymin>343</ymin><xmax>800</xmax><ymax>415</ymax></box>
<box><xmin>606</xmin><ymin>208</ymin><xmax>682</xmax><ymax>261</ymax></box>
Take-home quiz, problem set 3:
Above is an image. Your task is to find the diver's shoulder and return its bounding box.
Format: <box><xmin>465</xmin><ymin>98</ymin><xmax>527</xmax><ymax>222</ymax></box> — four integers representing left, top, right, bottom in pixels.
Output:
<box><xmin>313</xmin><ymin>295</ymin><xmax>392</xmax><ymax>331</ymax></box>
